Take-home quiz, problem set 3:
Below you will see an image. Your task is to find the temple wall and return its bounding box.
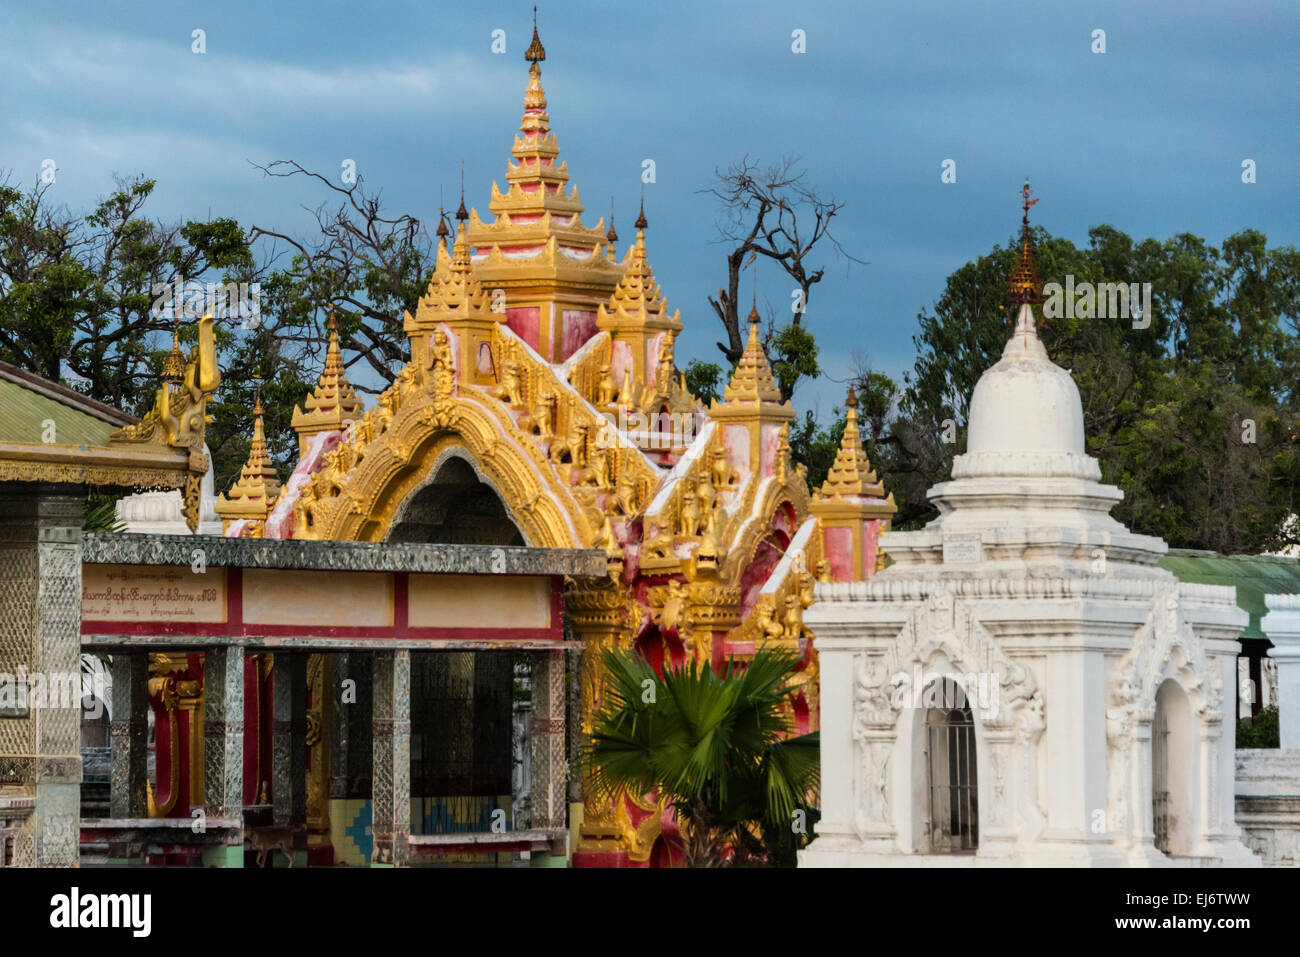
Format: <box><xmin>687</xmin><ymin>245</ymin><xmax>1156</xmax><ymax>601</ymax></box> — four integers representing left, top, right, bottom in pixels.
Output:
<box><xmin>1235</xmin><ymin>750</ymin><xmax>1300</xmax><ymax>866</ymax></box>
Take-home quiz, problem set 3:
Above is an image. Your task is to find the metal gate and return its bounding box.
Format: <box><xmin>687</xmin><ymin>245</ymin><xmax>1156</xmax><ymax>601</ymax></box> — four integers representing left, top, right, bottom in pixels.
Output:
<box><xmin>409</xmin><ymin>651</ymin><xmax>516</xmax><ymax>835</ymax></box>
<box><xmin>1152</xmin><ymin>703</ymin><xmax>1170</xmax><ymax>854</ymax></box>
<box><xmin>925</xmin><ymin>687</ymin><xmax>978</xmax><ymax>853</ymax></box>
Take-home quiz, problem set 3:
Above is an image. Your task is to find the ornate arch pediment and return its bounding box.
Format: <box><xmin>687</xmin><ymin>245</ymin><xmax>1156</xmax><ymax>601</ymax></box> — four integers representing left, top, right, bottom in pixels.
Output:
<box><xmin>853</xmin><ymin>588</ymin><xmax>1042</xmax><ymax>735</ymax></box>
<box><xmin>294</xmin><ymin>384</ymin><xmax>593</xmax><ymax>549</ymax></box>
<box><xmin>1108</xmin><ymin>587</ymin><xmax>1223</xmax><ymax>730</ymax></box>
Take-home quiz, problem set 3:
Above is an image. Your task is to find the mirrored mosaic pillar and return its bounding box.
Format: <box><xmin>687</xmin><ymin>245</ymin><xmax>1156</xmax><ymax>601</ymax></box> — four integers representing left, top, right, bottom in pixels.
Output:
<box><xmin>371</xmin><ymin>649</ymin><xmax>409</xmax><ymax>867</ymax></box>
<box><xmin>272</xmin><ymin>653</ymin><xmax>308</xmax><ymax>827</ymax></box>
<box><xmin>530</xmin><ymin>649</ymin><xmax>566</xmax><ymax>830</ymax></box>
<box><xmin>0</xmin><ymin>485</ymin><xmax>84</xmax><ymax>868</ymax></box>
<box><xmin>202</xmin><ymin>645</ymin><xmax>244</xmax><ymax>820</ymax></box>
<box><xmin>109</xmin><ymin>652</ymin><xmax>148</xmax><ymax>818</ymax></box>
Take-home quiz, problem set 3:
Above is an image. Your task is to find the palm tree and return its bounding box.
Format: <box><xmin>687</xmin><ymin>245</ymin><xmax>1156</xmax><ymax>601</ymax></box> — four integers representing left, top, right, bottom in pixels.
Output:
<box><xmin>586</xmin><ymin>644</ymin><xmax>820</xmax><ymax>867</ymax></box>
<box><xmin>83</xmin><ymin>491</ymin><xmax>125</xmax><ymax>532</ymax></box>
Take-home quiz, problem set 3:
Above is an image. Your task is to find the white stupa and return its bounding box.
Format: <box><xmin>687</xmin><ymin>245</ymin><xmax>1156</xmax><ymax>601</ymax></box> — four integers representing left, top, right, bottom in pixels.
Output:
<box><xmin>801</xmin><ymin>203</ymin><xmax>1257</xmax><ymax>867</ymax></box>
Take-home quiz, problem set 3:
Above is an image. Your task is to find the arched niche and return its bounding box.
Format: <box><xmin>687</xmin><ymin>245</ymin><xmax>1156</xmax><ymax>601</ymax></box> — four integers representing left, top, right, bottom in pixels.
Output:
<box><xmin>895</xmin><ymin>670</ymin><xmax>988</xmax><ymax>855</ymax></box>
<box><xmin>1152</xmin><ymin>678</ymin><xmax>1198</xmax><ymax>857</ymax></box>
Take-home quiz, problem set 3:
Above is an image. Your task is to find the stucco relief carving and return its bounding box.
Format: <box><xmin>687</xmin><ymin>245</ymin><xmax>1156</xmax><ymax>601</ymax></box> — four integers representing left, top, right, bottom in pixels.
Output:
<box><xmin>852</xmin><ymin>590</ymin><xmax>1043</xmax><ymax>734</ymax></box>
<box><xmin>1105</xmin><ymin>587</ymin><xmax>1225</xmax><ymax>847</ymax></box>
<box><xmin>849</xmin><ymin>590</ymin><xmax>1046</xmax><ymax>843</ymax></box>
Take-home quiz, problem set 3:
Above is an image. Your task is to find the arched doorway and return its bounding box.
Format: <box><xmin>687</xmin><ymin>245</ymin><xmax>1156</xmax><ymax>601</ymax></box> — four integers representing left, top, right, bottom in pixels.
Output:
<box><xmin>386</xmin><ymin>452</ymin><xmax>527</xmax><ymax>858</ymax></box>
<box><xmin>1152</xmin><ymin>679</ymin><xmax>1195</xmax><ymax>856</ymax></box>
<box><xmin>387</xmin><ymin>454</ymin><xmax>525</xmax><ymax>546</ymax></box>
<box><xmin>923</xmin><ymin>679</ymin><xmax>978</xmax><ymax>854</ymax></box>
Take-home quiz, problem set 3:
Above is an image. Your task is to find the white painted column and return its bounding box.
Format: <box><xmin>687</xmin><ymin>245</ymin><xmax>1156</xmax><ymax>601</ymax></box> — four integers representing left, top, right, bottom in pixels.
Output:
<box><xmin>1262</xmin><ymin>595</ymin><xmax>1300</xmax><ymax>749</ymax></box>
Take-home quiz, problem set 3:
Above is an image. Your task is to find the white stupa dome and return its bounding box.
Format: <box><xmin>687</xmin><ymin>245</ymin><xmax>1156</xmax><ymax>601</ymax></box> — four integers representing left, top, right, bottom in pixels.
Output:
<box><xmin>952</xmin><ymin>303</ymin><xmax>1100</xmax><ymax>482</ymax></box>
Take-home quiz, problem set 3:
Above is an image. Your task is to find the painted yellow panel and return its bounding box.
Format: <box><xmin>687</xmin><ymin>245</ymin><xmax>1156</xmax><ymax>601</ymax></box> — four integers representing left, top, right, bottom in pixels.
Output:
<box><xmin>408</xmin><ymin>574</ymin><xmax>549</xmax><ymax>629</ymax></box>
<box><xmin>82</xmin><ymin>564</ymin><xmax>227</xmax><ymax>624</ymax></box>
<box><xmin>243</xmin><ymin>569</ymin><xmax>393</xmax><ymax>627</ymax></box>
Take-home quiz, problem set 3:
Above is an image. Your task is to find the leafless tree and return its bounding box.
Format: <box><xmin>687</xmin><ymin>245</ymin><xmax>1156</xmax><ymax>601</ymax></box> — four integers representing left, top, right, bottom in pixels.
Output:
<box><xmin>248</xmin><ymin>160</ymin><xmax>436</xmax><ymax>392</ymax></box>
<box><xmin>698</xmin><ymin>155</ymin><xmax>863</xmax><ymax>366</ymax></box>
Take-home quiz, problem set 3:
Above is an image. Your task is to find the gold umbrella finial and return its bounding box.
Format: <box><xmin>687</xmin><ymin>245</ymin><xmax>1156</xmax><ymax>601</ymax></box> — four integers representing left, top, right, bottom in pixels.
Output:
<box><xmin>526</xmin><ymin>6</ymin><xmax>546</xmax><ymax>63</ymax></box>
<box><xmin>1007</xmin><ymin>180</ymin><xmax>1044</xmax><ymax>308</ymax></box>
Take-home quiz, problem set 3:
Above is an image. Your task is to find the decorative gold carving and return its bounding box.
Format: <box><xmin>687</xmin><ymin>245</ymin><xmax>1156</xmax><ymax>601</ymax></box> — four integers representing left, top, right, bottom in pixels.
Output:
<box><xmin>95</xmin><ymin>314</ymin><xmax>222</xmax><ymax>530</ymax></box>
<box><xmin>110</xmin><ymin>314</ymin><xmax>221</xmax><ymax>454</ymax></box>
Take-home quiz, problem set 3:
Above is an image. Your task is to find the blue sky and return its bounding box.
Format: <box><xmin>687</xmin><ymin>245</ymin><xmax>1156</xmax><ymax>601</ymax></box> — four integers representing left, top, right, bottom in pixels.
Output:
<box><xmin>3</xmin><ymin>0</ymin><xmax>1297</xmax><ymax>418</ymax></box>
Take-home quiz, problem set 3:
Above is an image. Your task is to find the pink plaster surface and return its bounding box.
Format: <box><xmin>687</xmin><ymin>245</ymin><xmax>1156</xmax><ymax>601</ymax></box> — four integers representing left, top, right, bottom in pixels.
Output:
<box><xmin>863</xmin><ymin>519</ymin><xmax>882</xmax><ymax>579</ymax></box>
<box><xmin>610</xmin><ymin>339</ymin><xmax>633</xmax><ymax>387</ymax></box>
<box><xmin>761</xmin><ymin>424</ymin><xmax>781</xmax><ymax>478</ymax></box>
<box><xmin>477</xmin><ymin>341</ymin><xmax>494</xmax><ymax>374</ymax></box>
<box><xmin>260</xmin><ymin>430</ymin><xmax>343</xmax><ymax>539</ymax></box>
<box><xmin>506</xmin><ymin>306</ymin><xmax>541</xmax><ymax>352</ymax></box>
<box><xmin>646</xmin><ymin>332</ymin><xmax>666</xmax><ymax>389</ymax></box>
<box><xmin>823</xmin><ymin>525</ymin><xmax>854</xmax><ymax>582</ymax></box>
<box><xmin>725</xmin><ymin>425</ymin><xmax>750</xmax><ymax>477</ymax></box>
<box><xmin>561</xmin><ymin>309</ymin><xmax>597</xmax><ymax>361</ymax></box>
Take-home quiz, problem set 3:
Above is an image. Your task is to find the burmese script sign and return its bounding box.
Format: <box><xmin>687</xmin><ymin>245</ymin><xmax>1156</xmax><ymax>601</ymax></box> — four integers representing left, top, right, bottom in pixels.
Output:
<box><xmin>82</xmin><ymin>564</ymin><xmax>228</xmax><ymax>625</ymax></box>
<box><xmin>80</xmin><ymin>561</ymin><xmax>564</xmax><ymax>647</ymax></box>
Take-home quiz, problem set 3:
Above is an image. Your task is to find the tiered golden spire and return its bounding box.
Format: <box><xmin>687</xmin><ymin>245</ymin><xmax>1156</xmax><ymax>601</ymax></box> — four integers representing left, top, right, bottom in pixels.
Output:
<box><xmin>597</xmin><ymin>222</ymin><xmax>681</xmax><ymax>337</ymax></box>
<box><xmin>466</xmin><ymin>11</ymin><xmax>624</xmax><ymax>363</ymax></box>
<box><xmin>816</xmin><ymin>385</ymin><xmax>887</xmax><ymax>500</ymax></box>
<box><xmin>412</xmin><ymin>221</ymin><xmax>495</xmax><ymax>325</ymax></box>
<box><xmin>1007</xmin><ymin>181</ymin><xmax>1044</xmax><ymax>307</ymax></box>
<box><xmin>290</xmin><ymin>312</ymin><xmax>363</xmax><ymax>454</ymax></box>
<box><xmin>501</xmin><ymin>11</ymin><xmax>571</xmax><ymax>213</ymax></box>
<box><xmin>216</xmin><ymin>380</ymin><xmax>281</xmax><ymax>529</ymax></box>
<box><xmin>719</xmin><ymin>305</ymin><xmax>783</xmax><ymax>405</ymax></box>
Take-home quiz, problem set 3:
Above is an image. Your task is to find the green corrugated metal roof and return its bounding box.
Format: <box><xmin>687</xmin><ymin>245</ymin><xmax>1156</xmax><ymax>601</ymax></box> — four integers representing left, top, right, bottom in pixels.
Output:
<box><xmin>1158</xmin><ymin>550</ymin><xmax>1300</xmax><ymax>643</ymax></box>
<box><xmin>0</xmin><ymin>377</ymin><xmax>120</xmax><ymax>447</ymax></box>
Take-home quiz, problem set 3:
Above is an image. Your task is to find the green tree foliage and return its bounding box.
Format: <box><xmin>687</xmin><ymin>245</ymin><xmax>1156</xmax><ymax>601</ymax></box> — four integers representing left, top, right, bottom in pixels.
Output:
<box><xmin>683</xmin><ymin>359</ymin><xmax>723</xmax><ymax>407</ymax></box>
<box><xmin>586</xmin><ymin>645</ymin><xmax>820</xmax><ymax>867</ymax></box>
<box><xmin>1237</xmin><ymin>705</ymin><xmax>1280</xmax><ymax>748</ymax></box>
<box><xmin>767</xmin><ymin>322</ymin><xmax>819</xmax><ymax>401</ymax></box>
<box><xmin>0</xmin><ymin>175</ymin><xmax>254</xmax><ymax>413</ymax></box>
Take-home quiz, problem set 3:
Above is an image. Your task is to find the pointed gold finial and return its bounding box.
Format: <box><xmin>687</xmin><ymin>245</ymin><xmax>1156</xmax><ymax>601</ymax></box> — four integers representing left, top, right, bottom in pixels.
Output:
<box><xmin>1007</xmin><ymin>180</ymin><xmax>1044</xmax><ymax>307</ymax></box>
<box><xmin>162</xmin><ymin>317</ymin><xmax>186</xmax><ymax>383</ymax></box>
<box><xmin>436</xmin><ymin>207</ymin><xmax>449</xmax><ymax>240</ymax></box>
<box><xmin>253</xmin><ymin>374</ymin><xmax>264</xmax><ymax>417</ymax></box>
<box><xmin>634</xmin><ymin>194</ymin><xmax>647</xmax><ymax>231</ymax></box>
<box><xmin>844</xmin><ymin>382</ymin><xmax>859</xmax><ymax>411</ymax></box>
<box><xmin>525</xmin><ymin>6</ymin><xmax>546</xmax><ymax>63</ymax></box>
<box><xmin>606</xmin><ymin>200</ymin><xmax>618</xmax><ymax>244</ymax></box>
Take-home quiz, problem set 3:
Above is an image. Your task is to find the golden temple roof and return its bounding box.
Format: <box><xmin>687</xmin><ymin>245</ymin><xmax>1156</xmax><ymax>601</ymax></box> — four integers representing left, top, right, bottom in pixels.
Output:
<box><xmin>466</xmin><ymin>20</ymin><xmax>622</xmax><ymax>288</ymax></box>
<box><xmin>292</xmin><ymin>312</ymin><xmax>363</xmax><ymax>439</ymax></box>
<box><xmin>596</xmin><ymin>226</ymin><xmax>682</xmax><ymax>338</ymax></box>
<box><xmin>217</xmin><ymin>385</ymin><xmax>281</xmax><ymax>521</ymax></box>
<box><xmin>719</xmin><ymin>307</ymin><xmax>784</xmax><ymax>406</ymax></box>
<box><xmin>409</xmin><ymin>222</ymin><xmax>496</xmax><ymax>330</ymax></box>
<box><xmin>816</xmin><ymin>386</ymin><xmax>887</xmax><ymax>500</ymax></box>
